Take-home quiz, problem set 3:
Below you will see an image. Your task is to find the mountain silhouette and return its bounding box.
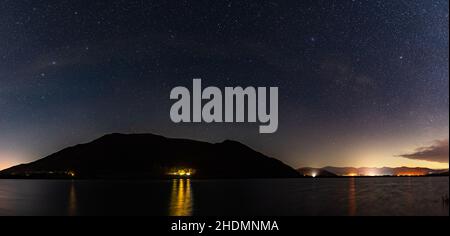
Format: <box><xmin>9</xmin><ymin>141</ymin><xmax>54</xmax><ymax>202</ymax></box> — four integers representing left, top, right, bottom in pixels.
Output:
<box><xmin>0</xmin><ymin>133</ymin><xmax>300</xmax><ymax>179</ymax></box>
<box><xmin>321</xmin><ymin>166</ymin><xmax>448</xmax><ymax>176</ymax></box>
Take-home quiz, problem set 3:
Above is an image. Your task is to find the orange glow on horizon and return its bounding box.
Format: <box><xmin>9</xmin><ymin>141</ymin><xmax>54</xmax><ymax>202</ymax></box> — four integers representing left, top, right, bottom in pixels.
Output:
<box><xmin>0</xmin><ymin>151</ymin><xmax>26</xmax><ymax>171</ymax></box>
<box><xmin>395</xmin><ymin>172</ymin><xmax>429</xmax><ymax>176</ymax></box>
<box><xmin>344</xmin><ymin>173</ymin><xmax>358</xmax><ymax>177</ymax></box>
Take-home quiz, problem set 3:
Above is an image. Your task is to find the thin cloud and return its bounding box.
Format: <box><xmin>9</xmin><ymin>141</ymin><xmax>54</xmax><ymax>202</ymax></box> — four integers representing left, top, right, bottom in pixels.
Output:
<box><xmin>398</xmin><ymin>139</ymin><xmax>449</xmax><ymax>163</ymax></box>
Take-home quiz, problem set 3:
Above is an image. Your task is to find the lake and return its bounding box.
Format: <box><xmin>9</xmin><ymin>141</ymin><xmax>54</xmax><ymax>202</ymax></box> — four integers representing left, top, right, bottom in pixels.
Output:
<box><xmin>0</xmin><ymin>177</ymin><xmax>448</xmax><ymax>216</ymax></box>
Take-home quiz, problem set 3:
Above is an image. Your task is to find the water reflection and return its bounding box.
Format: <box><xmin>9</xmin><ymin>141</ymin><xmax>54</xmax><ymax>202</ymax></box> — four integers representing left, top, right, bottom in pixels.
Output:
<box><xmin>68</xmin><ymin>181</ymin><xmax>77</xmax><ymax>216</ymax></box>
<box><xmin>443</xmin><ymin>194</ymin><xmax>449</xmax><ymax>209</ymax></box>
<box><xmin>169</xmin><ymin>179</ymin><xmax>193</xmax><ymax>216</ymax></box>
<box><xmin>404</xmin><ymin>177</ymin><xmax>414</xmax><ymax>209</ymax></box>
<box><xmin>0</xmin><ymin>178</ymin><xmax>447</xmax><ymax>216</ymax></box>
<box><xmin>348</xmin><ymin>178</ymin><xmax>357</xmax><ymax>216</ymax></box>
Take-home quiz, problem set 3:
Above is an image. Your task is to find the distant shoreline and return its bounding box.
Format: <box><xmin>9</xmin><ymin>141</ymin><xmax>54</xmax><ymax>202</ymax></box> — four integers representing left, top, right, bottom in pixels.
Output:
<box><xmin>0</xmin><ymin>175</ymin><xmax>448</xmax><ymax>180</ymax></box>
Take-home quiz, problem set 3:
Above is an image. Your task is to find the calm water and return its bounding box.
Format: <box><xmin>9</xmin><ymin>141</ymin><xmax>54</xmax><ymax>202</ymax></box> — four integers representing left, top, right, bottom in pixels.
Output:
<box><xmin>0</xmin><ymin>177</ymin><xmax>448</xmax><ymax>216</ymax></box>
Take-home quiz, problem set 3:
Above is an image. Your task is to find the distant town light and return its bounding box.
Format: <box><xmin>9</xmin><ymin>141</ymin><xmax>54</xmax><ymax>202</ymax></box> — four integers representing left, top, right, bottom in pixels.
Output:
<box><xmin>168</xmin><ymin>168</ymin><xmax>195</xmax><ymax>177</ymax></box>
<box><xmin>67</xmin><ymin>171</ymin><xmax>76</xmax><ymax>177</ymax></box>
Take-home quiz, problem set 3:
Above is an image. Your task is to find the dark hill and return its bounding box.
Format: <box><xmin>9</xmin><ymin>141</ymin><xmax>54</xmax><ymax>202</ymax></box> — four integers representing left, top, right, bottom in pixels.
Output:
<box><xmin>0</xmin><ymin>133</ymin><xmax>299</xmax><ymax>179</ymax></box>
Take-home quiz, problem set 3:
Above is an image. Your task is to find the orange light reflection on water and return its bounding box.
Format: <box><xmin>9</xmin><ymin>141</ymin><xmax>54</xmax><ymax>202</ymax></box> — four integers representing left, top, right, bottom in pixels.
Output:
<box><xmin>68</xmin><ymin>181</ymin><xmax>77</xmax><ymax>216</ymax></box>
<box><xmin>348</xmin><ymin>178</ymin><xmax>357</xmax><ymax>216</ymax></box>
<box><xmin>169</xmin><ymin>179</ymin><xmax>193</xmax><ymax>216</ymax></box>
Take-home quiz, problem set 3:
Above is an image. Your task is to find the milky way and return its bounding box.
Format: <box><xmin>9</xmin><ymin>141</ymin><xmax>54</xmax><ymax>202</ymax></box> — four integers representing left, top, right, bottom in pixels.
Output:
<box><xmin>0</xmin><ymin>0</ymin><xmax>448</xmax><ymax>169</ymax></box>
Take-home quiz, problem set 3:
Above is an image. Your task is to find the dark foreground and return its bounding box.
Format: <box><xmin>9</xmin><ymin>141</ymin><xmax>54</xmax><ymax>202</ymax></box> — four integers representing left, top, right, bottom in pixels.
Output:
<box><xmin>0</xmin><ymin>177</ymin><xmax>448</xmax><ymax>216</ymax></box>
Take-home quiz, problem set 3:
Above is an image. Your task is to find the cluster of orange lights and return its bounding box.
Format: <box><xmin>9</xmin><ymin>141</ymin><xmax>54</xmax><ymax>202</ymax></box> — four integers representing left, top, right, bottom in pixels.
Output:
<box><xmin>395</xmin><ymin>172</ymin><xmax>427</xmax><ymax>176</ymax></box>
<box><xmin>341</xmin><ymin>172</ymin><xmax>427</xmax><ymax>177</ymax></box>
<box><xmin>168</xmin><ymin>168</ymin><xmax>195</xmax><ymax>177</ymax></box>
<box><xmin>65</xmin><ymin>171</ymin><xmax>76</xmax><ymax>177</ymax></box>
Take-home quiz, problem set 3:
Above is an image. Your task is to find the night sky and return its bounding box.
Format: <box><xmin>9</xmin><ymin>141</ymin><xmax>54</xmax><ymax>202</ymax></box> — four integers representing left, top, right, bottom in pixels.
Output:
<box><xmin>0</xmin><ymin>0</ymin><xmax>448</xmax><ymax>170</ymax></box>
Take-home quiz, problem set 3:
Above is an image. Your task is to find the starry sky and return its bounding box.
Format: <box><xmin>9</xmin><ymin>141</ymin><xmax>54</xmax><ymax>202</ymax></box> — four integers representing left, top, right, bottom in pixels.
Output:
<box><xmin>0</xmin><ymin>0</ymin><xmax>448</xmax><ymax>170</ymax></box>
